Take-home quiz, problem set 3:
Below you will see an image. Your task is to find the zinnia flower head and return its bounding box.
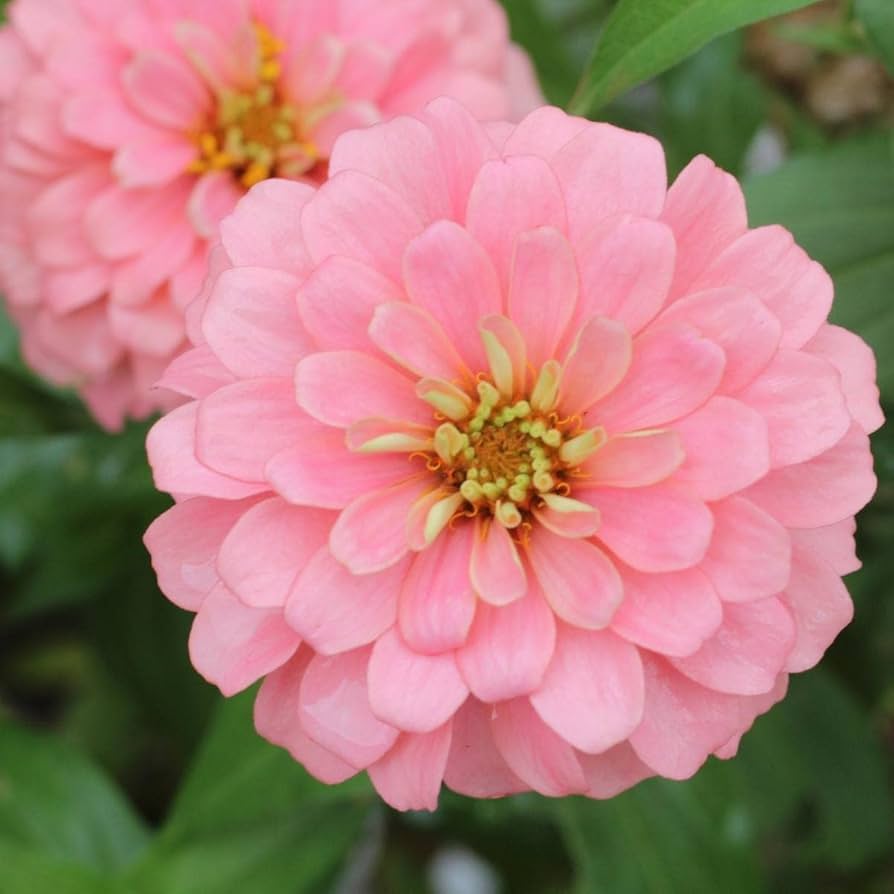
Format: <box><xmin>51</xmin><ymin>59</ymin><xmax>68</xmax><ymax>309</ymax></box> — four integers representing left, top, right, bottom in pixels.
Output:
<box><xmin>145</xmin><ymin>98</ymin><xmax>882</xmax><ymax>810</ymax></box>
<box><xmin>0</xmin><ymin>0</ymin><xmax>540</xmax><ymax>429</ymax></box>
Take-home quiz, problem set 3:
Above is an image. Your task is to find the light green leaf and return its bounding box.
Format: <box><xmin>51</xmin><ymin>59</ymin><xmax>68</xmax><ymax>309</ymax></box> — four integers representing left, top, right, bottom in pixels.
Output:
<box><xmin>0</xmin><ymin>842</ymin><xmax>112</xmax><ymax>894</ymax></box>
<box><xmin>0</xmin><ymin>722</ymin><xmax>149</xmax><ymax>872</ymax></box>
<box><xmin>745</xmin><ymin>134</ymin><xmax>894</xmax><ymax>394</ymax></box>
<box><xmin>570</xmin><ymin>0</ymin><xmax>821</xmax><ymax>115</ymax></box>
<box><xmin>857</xmin><ymin>0</ymin><xmax>894</xmax><ymax>73</ymax></box>
<box><xmin>126</xmin><ymin>691</ymin><xmax>375</xmax><ymax>894</ymax></box>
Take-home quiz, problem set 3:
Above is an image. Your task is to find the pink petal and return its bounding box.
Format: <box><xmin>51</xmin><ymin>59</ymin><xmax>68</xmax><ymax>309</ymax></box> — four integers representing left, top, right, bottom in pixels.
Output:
<box><xmin>189</xmin><ymin>583</ymin><xmax>299</xmax><ymax>696</ymax></box>
<box><xmin>661</xmin><ymin>155</ymin><xmax>747</xmax><ymax>299</ymax></box>
<box><xmin>507</xmin><ymin>226</ymin><xmax>578</xmax><ymax>367</ymax></box>
<box><xmin>309</xmin><ymin>100</ymin><xmax>381</xmax><ymax>157</ymax></box>
<box><xmin>328</xmin><ymin>113</ymin><xmax>452</xmax><ymax>223</ymax></box>
<box><xmin>526</xmin><ymin>528</ymin><xmax>623</xmax><ymax>629</ymax></box>
<box><xmin>216</xmin><ymin>497</ymin><xmax>332</xmax><ymax>609</ymax></box>
<box><xmin>195</xmin><ymin>378</ymin><xmax>307</xmax><ymax>482</ymax></box>
<box><xmin>187</xmin><ymin>171</ymin><xmax>243</xmax><ymax>239</ymax></box>
<box><xmin>297</xmin><ymin>256</ymin><xmax>403</xmax><ymax>351</ymax></box>
<box><xmin>578</xmin><ymin>743</ymin><xmax>654</xmax><ymax>799</ymax></box>
<box><xmin>594</xmin><ymin>324</ymin><xmax>725</xmax><ymax>433</ymax></box>
<box><xmin>254</xmin><ymin>653</ymin><xmax>358</xmax><ymax>784</ymax></box>
<box><xmin>745</xmin><ymin>423</ymin><xmax>876</xmax><ymax>528</ymax></box>
<box><xmin>456</xmin><ymin>580</ymin><xmax>556</xmax><ymax>703</ymax></box>
<box><xmin>298</xmin><ymin>647</ymin><xmax>399</xmax><ymax>768</ymax></box>
<box><xmin>791</xmin><ymin>521</ymin><xmax>860</xmax><ymax>576</ymax></box>
<box><xmin>572</xmin><ymin>217</ymin><xmax>675</xmax><ymax>336</ymax></box>
<box><xmin>551</xmin><ymin>125</ymin><xmax>666</xmax><ymax>240</ymax></box>
<box><xmin>267</xmin><ymin>430</ymin><xmax>415</xmax><ymax>509</ymax></box>
<box><xmin>781</xmin><ymin>538</ymin><xmax>854</xmax><ymax>672</ymax></box>
<box><xmin>672</xmin><ymin>597</ymin><xmax>796</xmax><ymax>695</ymax></box>
<box><xmin>114</xmin><ymin>135</ymin><xmax>197</xmax><ymax>188</ymax></box>
<box><xmin>610</xmin><ymin>566</ymin><xmax>722</xmax><ymax>658</ymax></box>
<box><xmin>334</xmin><ymin>40</ymin><xmax>392</xmax><ymax>102</ymax></box>
<box><xmin>658</xmin><ymin>288</ymin><xmax>782</xmax><ymax>394</ymax></box>
<box><xmin>443</xmin><ymin>699</ymin><xmax>526</xmax><ymax>798</ymax></box>
<box><xmin>399</xmin><ymin>525</ymin><xmax>477</xmax><ymax>654</ymax></box>
<box><xmin>585</xmin><ymin>430</ymin><xmax>683</xmax><ymax>488</ymax></box>
<box><xmin>805</xmin><ymin>325</ymin><xmax>884</xmax><ymax>434</ymax></box>
<box><xmin>470</xmin><ymin>517</ymin><xmax>528</xmax><ymax>606</ymax></box>
<box><xmin>144</xmin><ymin>496</ymin><xmax>258</xmax><ymax>610</ymax></box>
<box><xmin>302</xmin><ymin>171</ymin><xmax>424</xmax><ymax>282</ymax></box>
<box><xmin>689</xmin><ymin>225</ymin><xmax>832</xmax><ymax>350</ymax></box>
<box><xmin>368</xmin><ymin>723</ymin><xmax>452</xmax><ymax>812</ymax></box>
<box><xmin>532</xmin><ymin>498</ymin><xmax>602</xmax><ymax>539</ymax></box>
<box><xmin>369</xmin><ymin>302</ymin><xmax>468</xmax><ymax>381</ymax></box>
<box><xmin>559</xmin><ymin>316</ymin><xmax>632</xmax><ymax>414</ymax></box>
<box><xmin>502</xmin><ymin>106</ymin><xmax>591</xmax><ymax>160</ymax></box>
<box><xmin>465</xmin><ymin>155</ymin><xmax>567</xmax><ymax>290</ymax></box>
<box><xmin>531</xmin><ymin>625</ymin><xmax>644</xmax><ymax>754</ymax></box>
<box><xmin>330</xmin><ymin>476</ymin><xmax>432</xmax><ymax>574</ymax></box>
<box><xmin>286</xmin><ymin>549</ymin><xmax>408</xmax><ymax>655</ymax></box>
<box><xmin>296</xmin><ymin>350</ymin><xmax>429</xmax><ymax>428</ymax></box>
<box><xmin>700</xmin><ymin>497</ymin><xmax>792</xmax><ymax>603</ymax></box>
<box><xmin>155</xmin><ymin>344</ymin><xmax>235</xmax><ymax>400</ymax></box>
<box><xmin>490</xmin><ymin>697</ymin><xmax>586</xmax><ymax>796</ymax></box>
<box><xmin>403</xmin><ymin>220</ymin><xmax>502</xmax><ymax>372</ymax></box>
<box><xmin>367</xmin><ymin>628</ymin><xmax>468</xmax><ymax>733</ymax></box>
<box><xmin>174</xmin><ymin>20</ymin><xmax>254</xmax><ymax>92</ymax></box>
<box><xmin>672</xmin><ymin>397</ymin><xmax>770</xmax><ymax>501</ymax></box>
<box><xmin>123</xmin><ymin>51</ymin><xmax>211</xmax><ymax>130</ymax></box>
<box><xmin>738</xmin><ymin>350</ymin><xmax>850</xmax><ymax>468</ymax></box>
<box><xmin>588</xmin><ymin>484</ymin><xmax>713</xmax><ymax>573</ymax></box>
<box><xmin>147</xmin><ymin>402</ymin><xmax>267</xmax><ymax>500</ymax></box>
<box><xmin>219</xmin><ymin>179</ymin><xmax>315</xmax><ymax>275</ymax></box>
<box><xmin>111</xmin><ymin>223</ymin><xmax>196</xmax><ymax>307</ymax></box>
<box><xmin>63</xmin><ymin>86</ymin><xmax>159</xmax><ymax>149</ymax></box>
<box><xmin>44</xmin><ymin>265</ymin><xmax>109</xmax><ymax>314</ymax></box>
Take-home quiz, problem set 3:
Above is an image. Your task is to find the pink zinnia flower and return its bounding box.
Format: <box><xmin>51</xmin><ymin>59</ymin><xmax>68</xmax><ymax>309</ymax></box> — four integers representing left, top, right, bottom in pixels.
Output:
<box><xmin>0</xmin><ymin>0</ymin><xmax>540</xmax><ymax>429</ymax></box>
<box><xmin>145</xmin><ymin>99</ymin><xmax>882</xmax><ymax>810</ymax></box>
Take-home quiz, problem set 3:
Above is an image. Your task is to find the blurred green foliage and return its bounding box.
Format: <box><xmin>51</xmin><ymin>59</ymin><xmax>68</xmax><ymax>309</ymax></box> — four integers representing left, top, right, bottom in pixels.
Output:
<box><xmin>1</xmin><ymin>0</ymin><xmax>893</xmax><ymax>892</ymax></box>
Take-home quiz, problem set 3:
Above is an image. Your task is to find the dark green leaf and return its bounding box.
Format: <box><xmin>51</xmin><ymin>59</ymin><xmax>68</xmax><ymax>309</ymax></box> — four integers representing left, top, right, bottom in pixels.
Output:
<box><xmin>570</xmin><ymin>0</ymin><xmax>821</xmax><ymax>115</ymax></box>
<box><xmin>126</xmin><ymin>691</ymin><xmax>375</xmax><ymax>894</ymax></box>
<box><xmin>857</xmin><ymin>0</ymin><xmax>894</xmax><ymax>73</ymax></box>
<box><xmin>746</xmin><ymin>134</ymin><xmax>894</xmax><ymax>394</ymax></box>
<box><xmin>0</xmin><ymin>721</ymin><xmax>148</xmax><ymax>872</ymax></box>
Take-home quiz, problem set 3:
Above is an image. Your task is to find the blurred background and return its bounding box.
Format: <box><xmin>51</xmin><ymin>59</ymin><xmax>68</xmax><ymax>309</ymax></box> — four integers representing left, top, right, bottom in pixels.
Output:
<box><xmin>1</xmin><ymin>1</ymin><xmax>893</xmax><ymax>891</ymax></box>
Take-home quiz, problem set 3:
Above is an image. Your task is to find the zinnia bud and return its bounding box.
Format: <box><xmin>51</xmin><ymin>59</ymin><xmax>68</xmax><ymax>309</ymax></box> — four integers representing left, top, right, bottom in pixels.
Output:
<box><xmin>0</xmin><ymin>0</ymin><xmax>541</xmax><ymax>428</ymax></box>
<box><xmin>145</xmin><ymin>99</ymin><xmax>881</xmax><ymax>810</ymax></box>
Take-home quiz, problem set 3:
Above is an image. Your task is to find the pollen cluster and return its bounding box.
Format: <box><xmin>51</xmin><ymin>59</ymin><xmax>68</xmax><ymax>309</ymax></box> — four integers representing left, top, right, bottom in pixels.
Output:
<box><xmin>187</xmin><ymin>24</ymin><xmax>322</xmax><ymax>187</ymax></box>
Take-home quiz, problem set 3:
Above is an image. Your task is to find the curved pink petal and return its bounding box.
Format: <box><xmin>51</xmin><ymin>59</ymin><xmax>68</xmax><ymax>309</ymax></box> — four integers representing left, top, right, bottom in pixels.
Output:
<box><xmin>791</xmin><ymin>521</ymin><xmax>859</xmax><ymax>576</ymax></box>
<box><xmin>398</xmin><ymin>524</ymin><xmax>477</xmax><ymax>654</ymax></box>
<box><xmin>367</xmin><ymin>628</ymin><xmax>468</xmax><ymax>733</ymax></box>
<box><xmin>588</xmin><ymin>484</ymin><xmax>713</xmax><ymax>573</ymax></box>
<box><xmin>738</xmin><ymin>350</ymin><xmax>850</xmax><ymax>468</ymax></box>
<box><xmin>532</xmin><ymin>497</ymin><xmax>602</xmax><ymax>539</ymax></box>
<box><xmin>189</xmin><ymin>583</ymin><xmax>299</xmax><ymax>697</ymax></box>
<box><xmin>155</xmin><ymin>344</ymin><xmax>235</xmax><ymax>400</ymax></box>
<box><xmin>403</xmin><ymin>220</ymin><xmax>502</xmax><ymax>371</ymax></box>
<box><xmin>286</xmin><ymin>549</ymin><xmax>408</xmax><ymax>656</ymax></box>
<box><xmin>123</xmin><ymin>51</ymin><xmax>211</xmax><ymax>130</ymax></box>
<box><xmin>610</xmin><ymin>566</ymin><xmax>722</xmax><ymax>658</ymax></box>
<box><xmin>594</xmin><ymin>324</ymin><xmax>725</xmax><ymax>434</ymax></box>
<box><xmin>368</xmin><ymin>722</ymin><xmax>453</xmax><ymax>812</ymax></box>
<box><xmin>526</xmin><ymin>527</ymin><xmax>623</xmax><ymax>629</ymax></box>
<box><xmin>457</xmin><ymin>580</ymin><xmax>555</xmax><ymax>703</ymax></box>
<box><xmin>559</xmin><ymin>316</ymin><xmax>632</xmax><ymax>414</ymax></box>
<box><xmin>298</xmin><ymin>646</ymin><xmax>399</xmax><ymax>769</ymax></box>
<box><xmin>672</xmin><ymin>397</ymin><xmax>770</xmax><ymax>501</ymax></box>
<box><xmin>216</xmin><ymin>497</ymin><xmax>333</xmax><ymax>609</ymax></box>
<box><xmin>470</xmin><ymin>517</ymin><xmax>528</xmax><ymax>606</ymax></box>
<box><xmin>700</xmin><ymin>497</ymin><xmax>792</xmax><ymax>603</ymax></box>
<box><xmin>672</xmin><ymin>597</ymin><xmax>796</xmax><ymax>695</ymax></box>
<box><xmin>113</xmin><ymin>135</ymin><xmax>197</xmax><ymax>188</ymax></box>
<box><xmin>584</xmin><ymin>430</ymin><xmax>683</xmax><ymax>488</ymax></box>
<box><xmin>330</xmin><ymin>475</ymin><xmax>432</xmax><ymax>574</ymax></box>
<box><xmin>490</xmin><ymin>697</ymin><xmax>587</xmax><ymax>796</ymax></box>
<box><xmin>507</xmin><ymin>226</ymin><xmax>578</xmax><ymax>367</ymax></box>
<box><xmin>578</xmin><ymin>743</ymin><xmax>654</xmax><ymax>799</ymax></box>
<box><xmin>530</xmin><ymin>625</ymin><xmax>644</xmax><ymax>754</ymax></box>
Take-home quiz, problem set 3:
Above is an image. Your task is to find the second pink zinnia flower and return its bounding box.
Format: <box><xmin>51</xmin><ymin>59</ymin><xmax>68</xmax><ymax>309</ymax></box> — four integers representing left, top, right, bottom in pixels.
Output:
<box><xmin>145</xmin><ymin>99</ymin><xmax>881</xmax><ymax>810</ymax></box>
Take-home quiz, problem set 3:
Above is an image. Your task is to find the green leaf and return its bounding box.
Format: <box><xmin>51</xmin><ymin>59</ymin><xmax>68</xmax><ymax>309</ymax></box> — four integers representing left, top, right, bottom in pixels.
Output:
<box><xmin>558</xmin><ymin>763</ymin><xmax>765</xmax><ymax>894</ymax></box>
<box><xmin>0</xmin><ymin>842</ymin><xmax>111</xmax><ymax>894</ymax></box>
<box><xmin>0</xmin><ymin>722</ymin><xmax>149</xmax><ymax>873</ymax></box>
<box><xmin>745</xmin><ymin>134</ymin><xmax>894</xmax><ymax>395</ymax></box>
<box><xmin>660</xmin><ymin>33</ymin><xmax>767</xmax><ymax>178</ymax></box>
<box><xmin>570</xmin><ymin>0</ymin><xmax>821</xmax><ymax>115</ymax></box>
<box><xmin>126</xmin><ymin>691</ymin><xmax>375</xmax><ymax>894</ymax></box>
<box><xmin>857</xmin><ymin>0</ymin><xmax>894</xmax><ymax>73</ymax></box>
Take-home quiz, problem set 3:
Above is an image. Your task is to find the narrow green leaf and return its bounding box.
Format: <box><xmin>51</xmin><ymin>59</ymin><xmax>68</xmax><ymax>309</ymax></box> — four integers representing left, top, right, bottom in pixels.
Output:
<box><xmin>745</xmin><ymin>134</ymin><xmax>894</xmax><ymax>394</ymax></box>
<box><xmin>856</xmin><ymin>0</ymin><xmax>894</xmax><ymax>73</ymax></box>
<box><xmin>0</xmin><ymin>722</ymin><xmax>149</xmax><ymax>872</ymax></box>
<box><xmin>570</xmin><ymin>0</ymin><xmax>821</xmax><ymax>115</ymax></box>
